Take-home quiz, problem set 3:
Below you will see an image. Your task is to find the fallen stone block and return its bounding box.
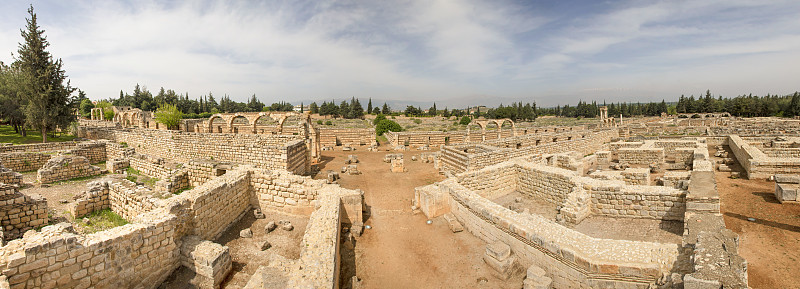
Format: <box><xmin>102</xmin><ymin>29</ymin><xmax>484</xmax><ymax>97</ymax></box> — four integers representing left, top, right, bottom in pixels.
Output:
<box><xmin>265</xmin><ymin>221</ymin><xmax>277</xmax><ymax>233</ymax></box>
<box><xmin>253</xmin><ymin>209</ymin><xmax>265</xmax><ymax>219</ymax></box>
<box><xmin>776</xmin><ymin>183</ymin><xmax>798</xmax><ymax>203</ymax></box>
<box><xmin>259</xmin><ymin>241</ymin><xmax>271</xmax><ymax>251</ymax></box>
<box><xmin>442</xmin><ymin>213</ymin><xmax>463</xmax><ymax>233</ymax></box>
<box><xmin>240</xmin><ymin>228</ymin><xmax>253</xmax><ymax>238</ymax></box>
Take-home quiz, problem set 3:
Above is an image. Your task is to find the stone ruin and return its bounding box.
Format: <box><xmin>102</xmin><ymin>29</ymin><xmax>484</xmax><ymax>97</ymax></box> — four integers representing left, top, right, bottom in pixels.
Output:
<box><xmin>0</xmin><ymin>124</ymin><xmax>364</xmax><ymax>289</ymax></box>
<box><xmin>11</xmin><ymin>114</ymin><xmax>800</xmax><ymax>288</ymax></box>
<box><xmin>417</xmin><ymin>132</ymin><xmax>748</xmax><ymax>288</ymax></box>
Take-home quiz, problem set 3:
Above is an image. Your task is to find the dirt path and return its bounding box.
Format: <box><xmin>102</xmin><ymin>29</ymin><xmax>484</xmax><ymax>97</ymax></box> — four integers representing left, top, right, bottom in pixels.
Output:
<box><xmin>712</xmin><ymin>145</ymin><xmax>800</xmax><ymax>289</ymax></box>
<box><xmin>315</xmin><ymin>148</ymin><xmax>523</xmax><ymax>289</ymax></box>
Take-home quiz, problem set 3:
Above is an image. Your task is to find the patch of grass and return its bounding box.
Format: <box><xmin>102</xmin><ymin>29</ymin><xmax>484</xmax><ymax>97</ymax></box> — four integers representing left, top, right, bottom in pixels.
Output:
<box><xmin>125</xmin><ymin>175</ymin><xmax>137</xmax><ymax>183</ymax></box>
<box><xmin>174</xmin><ymin>186</ymin><xmax>193</xmax><ymax>195</ymax></box>
<box><xmin>119</xmin><ymin>142</ymin><xmax>128</xmax><ymax>148</ymax></box>
<box><xmin>50</xmin><ymin>174</ymin><xmax>104</xmax><ymax>185</ymax></box>
<box><xmin>0</xmin><ymin>125</ymin><xmax>76</xmax><ymax>144</ymax></box>
<box><xmin>75</xmin><ymin>209</ymin><xmax>128</xmax><ymax>234</ymax></box>
<box><xmin>126</xmin><ymin>167</ymin><xmax>140</xmax><ymax>176</ymax></box>
<box><xmin>142</xmin><ymin>176</ymin><xmax>159</xmax><ymax>188</ymax></box>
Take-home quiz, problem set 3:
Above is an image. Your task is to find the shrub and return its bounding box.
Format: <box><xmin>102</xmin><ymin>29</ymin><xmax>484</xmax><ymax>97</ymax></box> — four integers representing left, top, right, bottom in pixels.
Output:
<box><xmin>459</xmin><ymin>116</ymin><xmax>471</xmax><ymax>125</ymax></box>
<box><xmin>413</xmin><ymin>119</ymin><xmax>422</xmax><ymax>124</ymax></box>
<box><xmin>325</xmin><ymin>120</ymin><xmax>333</xmax><ymax>125</ymax></box>
<box><xmin>375</xmin><ymin>119</ymin><xmax>403</xmax><ymax>136</ymax></box>
<box><xmin>373</xmin><ymin>114</ymin><xmax>386</xmax><ymax>125</ymax></box>
<box><xmin>317</xmin><ymin>120</ymin><xmax>323</xmax><ymax>125</ymax></box>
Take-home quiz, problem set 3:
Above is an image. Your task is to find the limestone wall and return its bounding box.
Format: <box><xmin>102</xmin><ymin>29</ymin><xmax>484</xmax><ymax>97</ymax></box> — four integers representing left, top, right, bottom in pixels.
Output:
<box><xmin>617</xmin><ymin>148</ymin><xmax>665</xmax><ymax>165</ymax></box>
<box><xmin>37</xmin><ymin>155</ymin><xmax>103</xmax><ymax>184</ymax></box>
<box><xmin>251</xmin><ymin>169</ymin><xmax>322</xmax><ymax>214</ymax></box>
<box><xmin>441</xmin><ymin>129</ymin><xmax>618</xmax><ymax>174</ymax></box>
<box><xmin>0</xmin><ymin>212</ymin><xmax>179</xmax><ymax>289</ymax></box>
<box><xmin>456</xmin><ymin>165</ymin><xmax>518</xmax><ymax>200</ymax></box>
<box><xmin>318</xmin><ymin>128</ymin><xmax>376</xmax><ymax>147</ymax></box>
<box><xmin>0</xmin><ymin>185</ymin><xmax>47</xmax><ymax>241</ymax></box>
<box><xmin>761</xmin><ymin>148</ymin><xmax>800</xmax><ymax>158</ymax></box>
<box><xmin>727</xmin><ymin>135</ymin><xmax>800</xmax><ymax>179</ymax></box>
<box><xmin>71</xmin><ymin>181</ymin><xmax>110</xmax><ymax>218</ymax></box>
<box><xmin>516</xmin><ymin>165</ymin><xmax>576</xmax><ymax>206</ymax></box>
<box><xmin>588</xmin><ymin>182</ymin><xmax>686</xmax><ymax>221</ymax></box>
<box><xmin>441</xmin><ymin>177</ymin><xmax>679</xmax><ymax>288</ymax></box>
<box><xmin>0</xmin><ymin>142</ymin><xmax>77</xmax><ymax>154</ymax></box>
<box><xmin>0</xmin><ymin>153</ymin><xmax>52</xmax><ymax>172</ymax></box>
<box><xmin>180</xmin><ymin>168</ymin><xmax>252</xmax><ymax>240</ymax></box>
<box><xmin>77</xmin><ymin>127</ymin><xmax>308</xmax><ymax>175</ymax></box>
<box><xmin>109</xmin><ymin>180</ymin><xmax>163</xmax><ymax>221</ymax></box>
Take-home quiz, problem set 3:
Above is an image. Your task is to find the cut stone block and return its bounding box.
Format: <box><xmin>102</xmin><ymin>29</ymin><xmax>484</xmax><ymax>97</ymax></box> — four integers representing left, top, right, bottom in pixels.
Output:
<box><xmin>774</xmin><ymin>174</ymin><xmax>800</xmax><ymax>184</ymax></box>
<box><xmin>775</xmin><ymin>183</ymin><xmax>798</xmax><ymax>203</ymax></box>
<box><xmin>485</xmin><ymin>241</ymin><xmax>511</xmax><ymax>261</ymax></box>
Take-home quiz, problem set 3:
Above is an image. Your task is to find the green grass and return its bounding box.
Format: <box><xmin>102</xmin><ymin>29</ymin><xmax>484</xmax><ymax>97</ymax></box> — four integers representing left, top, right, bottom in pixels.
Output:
<box><xmin>0</xmin><ymin>125</ymin><xmax>75</xmax><ymax>144</ymax></box>
<box><xmin>75</xmin><ymin>209</ymin><xmax>129</xmax><ymax>234</ymax></box>
<box><xmin>174</xmin><ymin>186</ymin><xmax>193</xmax><ymax>195</ymax></box>
<box><xmin>48</xmin><ymin>174</ymin><xmax>105</xmax><ymax>185</ymax></box>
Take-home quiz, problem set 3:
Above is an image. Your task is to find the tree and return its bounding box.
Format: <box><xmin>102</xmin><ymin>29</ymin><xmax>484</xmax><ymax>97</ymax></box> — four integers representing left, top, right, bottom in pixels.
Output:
<box><xmin>16</xmin><ymin>5</ymin><xmax>76</xmax><ymax>142</ymax></box>
<box><xmin>367</xmin><ymin>98</ymin><xmax>373</xmax><ymax>115</ymax></box>
<box><xmin>373</xmin><ymin>114</ymin><xmax>386</xmax><ymax>125</ymax></box>
<box><xmin>246</xmin><ymin>94</ymin><xmax>264</xmax><ymax>112</ymax></box>
<box><xmin>0</xmin><ymin>61</ymin><xmax>28</xmax><ymax>135</ymax></box>
<box><xmin>381</xmin><ymin>103</ymin><xmax>390</xmax><ymax>115</ymax></box>
<box><xmin>79</xmin><ymin>98</ymin><xmax>94</xmax><ymax>118</ymax></box>
<box><xmin>375</xmin><ymin>119</ymin><xmax>402</xmax><ymax>136</ymax></box>
<box><xmin>310</xmin><ymin>102</ymin><xmax>319</xmax><ymax>114</ymax></box>
<box><xmin>459</xmin><ymin>115</ymin><xmax>471</xmax><ymax>125</ymax></box>
<box><xmin>154</xmin><ymin>103</ymin><xmax>183</xmax><ymax>130</ymax></box>
<box><xmin>429</xmin><ymin>102</ymin><xmax>437</xmax><ymax>116</ymax></box>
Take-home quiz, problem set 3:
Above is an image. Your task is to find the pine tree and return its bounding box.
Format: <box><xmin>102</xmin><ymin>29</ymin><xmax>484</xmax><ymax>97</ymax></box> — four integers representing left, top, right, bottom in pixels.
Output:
<box><xmin>367</xmin><ymin>98</ymin><xmax>373</xmax><ymax>115</ymax></box>
<box><xmin>16</xmin><ymin>5</ymin><xmax>75</xmax><ymax>142</ymax></box>
<box><xmin>381</xmin><ymin>103</ymin><xmax>390</xmax><ymax>114</ymax></box>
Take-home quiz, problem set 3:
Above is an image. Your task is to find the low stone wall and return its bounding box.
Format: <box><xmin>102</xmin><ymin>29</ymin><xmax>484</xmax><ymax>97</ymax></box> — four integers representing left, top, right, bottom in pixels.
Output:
<box><xmin>0</xmin><ymin>168</ymin><xmax>22</xmax><ymax>186</ymax></box>
<box><xmin>77</xmin><ymin>127</ymin><xmax>309</xmax><ymax>175</ymax></box>
<box><xmin>0</xmin><ymin>185</ymin><xmax>47</xmax><ymax>241</ymax></box>
<box><xmin>440</xmin><ymin>129</ymin><xmax>618</xmax><ymax>174</ymax></box>
<box><xmin>318</xmin><ymin>128</ymin><xmax>376</xmax><ymax>147</ymax></box>
<box><xmin>71</xmin><ymin>181</ymin><xmax>111</xmax><ymax>218</ymax></box>
<box><xmin>0</xmin><ymin>142</ymin><xmax>77</xmax><ymax>154</ymax></box>
<box><xmin>589</xmin><ymin>182</ymin><xmax>686</xmax><ymax>221</ymax></box>
<box><xmin>37</xmin><ymin>155</ymin><xmax>103</xmax><ymax>184</ymax></box>
<box><xmin>440</xmin><ymin>177</ymin><xmax>678</xmax><ymax>288</ymax></box>
<box><xmin>0</xmin><ymin>152</ymin><xmax>52</xmax><ymax>172</ymax></box>
<box><xmin>180</xmin><ymin>168</ymin><xmax>252</xmax><ymax>240</ymax></box>
<box><xmin>0</xmin><ymin>212</ymin><xmax>179</xmax><ymax>289</ymax></box>
<box><xmin>617</xmin><ymin>148</ymin><xmax>665</xmax><ymax>165</ymax></box>
<box><xmin>728</xmin><ymin>135</ymin><xmax>800</xmax><ymax>179</ymax></box>
<box><xmin>251</xmin><ymin>169</ymin><xmax>321</xmax><ymax>214</ymax></box>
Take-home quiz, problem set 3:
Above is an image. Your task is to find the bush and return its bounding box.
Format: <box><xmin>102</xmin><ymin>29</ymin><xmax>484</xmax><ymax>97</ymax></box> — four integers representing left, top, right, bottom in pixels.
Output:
<box><xmin>373</xmin><ymin>114</ymin><xmax>386</xmax><ymax>125</ymax></box>
<box><xmin>375</xmin><ymin>119</ymin><xmax>402</xmax><ymax>136</ymax></box>
<box><xmin>317</xmin><ymin>120</ymin><xmax>323</xmax><ymax>125</ymax></box>
<box><xmin>413</xmin><ymin>119</ymin><xmax>422</xmax><ymax>124</ymax></box>
<box><xmin>459</xmin><ymin>116</ymin><xmax>471</xmax><ymax>125</ymax></box>
<box><xmin>325</xmin><ymin>120</ymin><xmax>332</xmax><ymax>125</ymax></box>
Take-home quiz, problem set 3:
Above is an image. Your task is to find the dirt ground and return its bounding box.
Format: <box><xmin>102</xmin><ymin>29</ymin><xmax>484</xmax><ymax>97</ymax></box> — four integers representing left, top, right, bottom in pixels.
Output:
<box><xmin>160</xmin><ymin>210</ymin><xmax>308</xmax><ymax>289</ymax></box>
<box><xmin>492</xmin><ymin>191</ymin><xmax>558</xmax><ymax>221</ymax></box>
<box><xmin>315</xmin><ymin>147</ymin><xmax>525</xmax><ymax>289</ymax></box>
<box><xmin>712</xmin><ymin>144</ymin><xmax>800</xmax><ymax>289</ymax></box>
<box><xmin>19</xmin><ymin>171</ymin><xmax>109</xmax><ymax>221</ymax></box>
<box><xmin>574</xmin><ymin>216</ymin><xmax>683</xmax><ymax>244</ymax></box>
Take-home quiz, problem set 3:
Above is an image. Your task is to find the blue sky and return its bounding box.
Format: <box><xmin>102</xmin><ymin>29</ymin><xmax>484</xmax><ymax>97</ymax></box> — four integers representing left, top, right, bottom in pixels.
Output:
<box><xmin>1</xmin><ymin>0</ymin><xmax>799</xmax><ymax>107</ymax></box>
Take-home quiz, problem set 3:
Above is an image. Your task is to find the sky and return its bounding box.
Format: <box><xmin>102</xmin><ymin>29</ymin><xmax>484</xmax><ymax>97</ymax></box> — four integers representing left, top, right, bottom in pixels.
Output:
<box><xmin>1</xmin><ymin>0</ymin><xmax>799</xmax><ymax>108</ymax></box>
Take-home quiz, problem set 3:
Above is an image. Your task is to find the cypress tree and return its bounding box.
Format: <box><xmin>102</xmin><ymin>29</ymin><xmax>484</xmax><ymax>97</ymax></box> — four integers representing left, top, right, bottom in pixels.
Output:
<box><xmin>16</xmin><ymin>5</ymin><xmax>75</xmax><ymax>142</ymax></box>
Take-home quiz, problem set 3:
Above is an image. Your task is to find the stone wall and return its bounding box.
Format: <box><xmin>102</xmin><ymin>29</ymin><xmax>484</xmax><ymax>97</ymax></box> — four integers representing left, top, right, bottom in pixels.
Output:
<box><xmin>0</xmin><ymin>213</ymin><xmax>179</xmax><ymax>289</ymax></box>
<box><xmin>0</xmin><ymin>185</ymin><xmax>47</xmax><ymax>241</ymax></box>
<box><xmin>589</xmin><ymin>182</ymin><xmax>686</xmax><ymax>221</ymax></box>
<box><xmin>37</xmin><ymin>155</ymin><xmax>103</xmax><ymax>184</ymax></box>
<box><xmin>318</xmin><ymin>128</ymin><xmax>376</xmax><ymax>147</ymax></box>
<box><xmin>180</xmin><ymin>168</ymin><xmax>252</xmax><ymax>240</ymax></box>
<box><xmin>439</xmin><ymin>177</ymin><xmax>678</xmax><ymax>288</ymax></box>
<box><xmin>0</xmin><ymin>153</ymin><xmax>52</xmax><ymax>172</ymax></box>
<box><xmin>440</xmin><ymin>129</ymin><xmax>618</xmax><ymax>174</ymax></box>
<box><xmin>728</xmin><ymin>135</ymin><xmax>800</xmax><ymax>179</ymax></box>
<box><xmin>617</xmin><ymin>148</ymin><xmax>665</xmax><ymax>165</ymax></box>
<box><xmin>77</xmin><ymin>127</ymin><xmax>309</xmax><ymax>175</ymax></box>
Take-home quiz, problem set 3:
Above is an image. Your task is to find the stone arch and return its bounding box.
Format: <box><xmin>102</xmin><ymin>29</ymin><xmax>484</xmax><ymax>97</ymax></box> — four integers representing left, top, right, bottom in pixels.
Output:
<box><xmin>280</xmin><ymin>114</ymin><xmax>305</xmax><ymax>135</ymax></box>
<box><xmin>252</xmin><ymin>112</ymin><xmax>276</xmax><ymax>134</ymax></box>
<box><xmin>207</xmin><ymin>114</ymin><xmax>225</xmax><ymax>133</ymax></box>
<box><xmin>227</xmin><ymin>113</ymin><xmax>250</xmax><ymax>133</ymax></box>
